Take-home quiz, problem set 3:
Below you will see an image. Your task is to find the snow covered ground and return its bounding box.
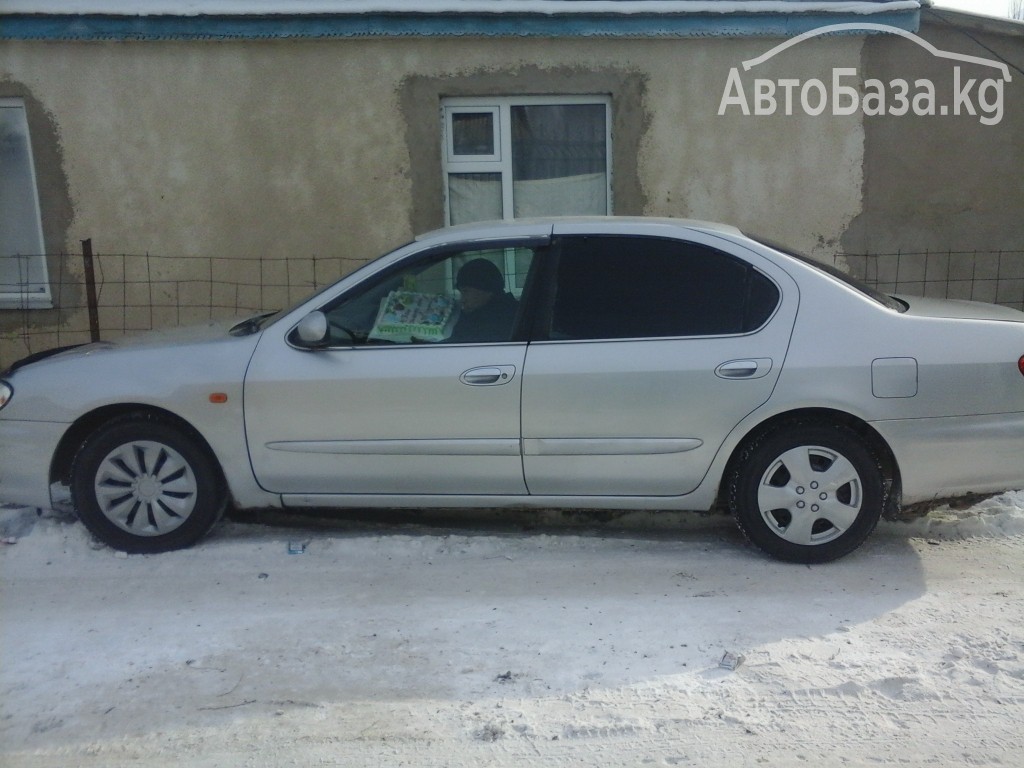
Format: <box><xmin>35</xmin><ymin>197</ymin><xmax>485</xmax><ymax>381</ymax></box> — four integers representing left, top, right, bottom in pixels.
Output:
<box><xmin>2</xmin><ymin>497</ymin><xmax>1023</xmax><ymax>767</ymax></box>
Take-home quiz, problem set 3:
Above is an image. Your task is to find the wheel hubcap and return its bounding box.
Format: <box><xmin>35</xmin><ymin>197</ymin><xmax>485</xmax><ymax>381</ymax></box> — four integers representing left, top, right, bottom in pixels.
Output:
<box><xmin>94</xmin><ymin>440</ymin><xmax>197</xmax><ymax>536</ymax></box>
<box><xmin>756</xmin><ymin>445</ymin><xmax>863</xmax><ymax>546</ymax></box>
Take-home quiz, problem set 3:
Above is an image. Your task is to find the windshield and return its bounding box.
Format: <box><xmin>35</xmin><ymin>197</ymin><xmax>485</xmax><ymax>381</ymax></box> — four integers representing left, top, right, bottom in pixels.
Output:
<box><xmin>747</xmin><ymin>234</ymin><xmax>906</xmax><ymax>313</ymax></box>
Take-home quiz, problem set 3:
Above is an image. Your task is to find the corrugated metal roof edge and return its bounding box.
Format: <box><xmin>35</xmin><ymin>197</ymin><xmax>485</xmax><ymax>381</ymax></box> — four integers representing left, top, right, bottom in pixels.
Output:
<box><xmin>0</xmin><ymin>1</ymin><xmax>922</xmax><ymax>16</ymax></box>
<box><xmin>0</xmin><ymin>10</ymin><xmax>921</xmax><ymax>40</ymax></box>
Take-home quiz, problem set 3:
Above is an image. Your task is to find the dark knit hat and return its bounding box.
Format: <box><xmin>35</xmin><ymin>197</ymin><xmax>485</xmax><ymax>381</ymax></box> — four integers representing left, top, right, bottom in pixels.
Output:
<box><xmin>456</xmin><ymin>259</ymin><xmax>504</xmax><ymax>293</ymax></box>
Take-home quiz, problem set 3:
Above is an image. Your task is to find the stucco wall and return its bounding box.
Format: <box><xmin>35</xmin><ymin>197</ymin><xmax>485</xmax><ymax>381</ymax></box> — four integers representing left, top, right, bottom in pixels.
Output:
<box><xmin>2</xmin><ymin>36</ymin><xmax>866</xmax><ymax>254</ymax></box>
<box><xmin>5</xmin><ymin>18</ymin><xmax>1024</xmax><ymax>363</ymax></box>
<box><xmin>845</xmin><ymin>16</ymin><xmax>1024</xmax><ymax>255</ymax></box>
<box><xmin>0</xmin><ymin>33</ymin><xmax>871</xmax><ymax>362</ymax></box>
<box><xmin>640</xmin><ymin>36</ymin><xmax>867</xmax><ymax>257</ymax></box>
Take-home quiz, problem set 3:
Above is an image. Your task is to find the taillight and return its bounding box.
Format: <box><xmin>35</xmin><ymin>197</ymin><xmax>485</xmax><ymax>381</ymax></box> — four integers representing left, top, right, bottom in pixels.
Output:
<box><xmin>1018</xmin><ymin>356</ymin><xmax>1024</xmax><ymax>377</ymax></box>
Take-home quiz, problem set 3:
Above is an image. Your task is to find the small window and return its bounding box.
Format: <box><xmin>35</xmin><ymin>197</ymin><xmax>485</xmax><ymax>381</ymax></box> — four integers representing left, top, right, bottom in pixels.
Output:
<box><xmin>546</xmin><ymin>236</ymin><xmax>779</xmax><ymax>341</ymax></box>
<box><xmin>442</xmin><ymin>96</ymin><xmax>611</xmax><ymax>226</ymax></box>
<box><xmin>447</xmin><ymin>108</ymin><xmax>499</xmax><ymax>160</ymax></box>
<box><xmin>0</xmin><ymin>98</ymin><xmax>50</xmax><ymax>308</ymax></box>
<box><xmin>311</xmin><ymin>244</ymin><xmax>540</xmax><ymax>347</ymax></box>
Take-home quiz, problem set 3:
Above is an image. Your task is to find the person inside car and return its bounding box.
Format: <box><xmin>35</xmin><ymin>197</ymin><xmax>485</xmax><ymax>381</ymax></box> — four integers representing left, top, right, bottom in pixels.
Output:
<box><xmin>447</xmin><ymin>258</ymin><xmax>520</xmax><ymax>343</ymax></box>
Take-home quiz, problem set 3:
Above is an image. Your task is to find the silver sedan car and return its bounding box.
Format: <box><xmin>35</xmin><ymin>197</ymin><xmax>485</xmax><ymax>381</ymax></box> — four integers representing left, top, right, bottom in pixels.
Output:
<box><xmin>3</xmin><ymin>218</ymin><xmax>1024</xmax><ymax>562</ymax></box>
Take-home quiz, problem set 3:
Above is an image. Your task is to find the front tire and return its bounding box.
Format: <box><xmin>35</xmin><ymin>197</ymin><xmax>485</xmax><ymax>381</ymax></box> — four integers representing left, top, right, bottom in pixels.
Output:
<box><xmin>71</xmin><ymin>415</ymin><xmax>226</xmax><ymax>553</ymax></box>
<box><xmin>728</xmin><ymin>424</ymin><xmax>884</xmax><ymax>563</ymax></box>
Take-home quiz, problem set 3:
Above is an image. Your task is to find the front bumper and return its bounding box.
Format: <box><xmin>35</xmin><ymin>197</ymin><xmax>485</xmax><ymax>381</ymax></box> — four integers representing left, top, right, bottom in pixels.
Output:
<box><xmin>0</xmin><ymin>419</ymin><xmax>68</xmax><ymax>509</ymax></box>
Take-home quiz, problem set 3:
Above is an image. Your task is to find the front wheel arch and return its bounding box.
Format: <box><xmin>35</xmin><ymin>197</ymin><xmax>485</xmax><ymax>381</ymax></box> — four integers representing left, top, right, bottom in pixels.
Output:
<box><xmin>51</xmin><ymin>405</ymin><xmax>223</xmax><ymax>489</ymax></box>
<box><xmin>68</xmin><ymin>409</ymin><xmax>228</xmax><ymax>552</ymax></box>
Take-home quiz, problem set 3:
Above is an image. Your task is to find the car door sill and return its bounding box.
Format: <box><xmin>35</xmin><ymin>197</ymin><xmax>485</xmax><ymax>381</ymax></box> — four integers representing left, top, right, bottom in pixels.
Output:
<box><xmin>279</xmin><ymin>492</ymin><xmax>698</xmax><ymax>508</ymax></box>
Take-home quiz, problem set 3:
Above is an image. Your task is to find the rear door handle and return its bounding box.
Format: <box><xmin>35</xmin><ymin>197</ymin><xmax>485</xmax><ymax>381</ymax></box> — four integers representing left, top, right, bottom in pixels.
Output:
<box><xmin>715</xmin><ymin>358</ymin><xmax>773</xmax><ymax>380</ymax></box>
<box><xmin>460</xmin><ymin>365</ymin><xmax>516</xmax><ymax>386</ymax></box>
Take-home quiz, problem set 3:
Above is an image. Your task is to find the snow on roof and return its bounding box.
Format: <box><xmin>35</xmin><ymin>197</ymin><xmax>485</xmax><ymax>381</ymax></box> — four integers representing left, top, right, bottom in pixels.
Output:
<box><xmin>2</xmin><ymin>1</ymin><xmax>923</xmax><ymax>17</ymax></box>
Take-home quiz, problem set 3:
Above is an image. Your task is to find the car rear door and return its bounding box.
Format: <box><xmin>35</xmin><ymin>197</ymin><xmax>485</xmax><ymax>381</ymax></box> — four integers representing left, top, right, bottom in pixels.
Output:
<box><xmin>520</xmin><ymin>225</ymin><xmax>798</xmax><ymax>497</ymax></box>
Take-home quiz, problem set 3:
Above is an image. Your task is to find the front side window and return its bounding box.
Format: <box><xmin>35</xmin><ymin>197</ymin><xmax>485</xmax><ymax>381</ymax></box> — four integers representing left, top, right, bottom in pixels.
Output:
<box><xmin>442</xmin><ymin>96</ymin><xmax>610</xmax><ymax>226</ymax></box>
<box><xmin>545</xmin><ymin>236</ymin><xmax>780</xmax><ymax>341</ymax></box>
<box><xmin>0</xmin><ymin>98</ymin><xmax>50</xmax><ymax>308</ymax></box>
<box><xmin>311</xmin><ymin>244</ymin><xmax>540</xmax><ymax>347</ymax></box>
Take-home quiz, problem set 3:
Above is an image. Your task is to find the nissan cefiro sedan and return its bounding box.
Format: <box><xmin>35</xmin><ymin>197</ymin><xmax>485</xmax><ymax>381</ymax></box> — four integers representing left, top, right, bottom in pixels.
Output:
<box><xmin>3</xmin><ymin>218</ymin><xmax>1024</xmax><ymax>563</ymax></box>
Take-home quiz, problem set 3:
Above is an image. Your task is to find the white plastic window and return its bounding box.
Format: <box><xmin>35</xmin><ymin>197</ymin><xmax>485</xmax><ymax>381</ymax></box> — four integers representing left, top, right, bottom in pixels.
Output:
<box><xmin>0</xmin><ymin>98</ymin><xmax>50</xmax><ymax>309</ymax></box>
<box><xmin>442</xmin><ymin>96</ymin><xmax>611</xmax><ymax>227</ymax></box>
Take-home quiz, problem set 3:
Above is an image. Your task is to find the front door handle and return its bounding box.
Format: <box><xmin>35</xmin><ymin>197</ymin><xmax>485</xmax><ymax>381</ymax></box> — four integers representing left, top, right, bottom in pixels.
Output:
<box><xmin>460</xmin><ymin>365</ymin><xmax>516</xmax><ymax>386</ymax></box>
<box><xmin>715</xmin><ymin>358</ymin><xmax>773</xmax><ymax>380</ymax></box>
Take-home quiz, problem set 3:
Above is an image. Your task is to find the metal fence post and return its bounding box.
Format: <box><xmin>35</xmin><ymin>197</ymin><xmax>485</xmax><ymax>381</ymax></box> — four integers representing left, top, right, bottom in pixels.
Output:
<box><xmin>82</xmin><ymin>238</ymin><xmax>100</xmax><ymax>343</ymax></box>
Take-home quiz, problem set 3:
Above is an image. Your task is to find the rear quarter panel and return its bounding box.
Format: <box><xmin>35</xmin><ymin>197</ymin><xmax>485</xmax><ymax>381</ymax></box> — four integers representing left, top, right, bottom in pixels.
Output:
<box><xmin>714</xmin><ymin>245</ymin><xmax>1024</xmax><ymax>505</ymax></box>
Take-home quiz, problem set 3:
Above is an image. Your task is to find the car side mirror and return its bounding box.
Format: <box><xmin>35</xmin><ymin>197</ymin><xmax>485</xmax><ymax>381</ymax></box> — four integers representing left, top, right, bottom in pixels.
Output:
<box><xmin>295</xmin><ymin>311</ymin><xmax>329</xmax><ymax>346</ymax></box>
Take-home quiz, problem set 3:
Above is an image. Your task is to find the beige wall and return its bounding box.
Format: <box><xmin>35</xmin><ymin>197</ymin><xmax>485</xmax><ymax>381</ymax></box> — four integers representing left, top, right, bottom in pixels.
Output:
<box><xmin>3</xmin><ymin>36</ymin><xmax>866</xmax><ymax>254</ymax></box>
<box><xmin>846</xmin><ymin>17</ymin><xmax>1024</xmax><ymax>255</ymax></box>
<box><xmin>2</xmin><ymin>22</ymin><xmax>1020</xmax><ymax>364</ymax></box>
<box><xmin>0</xmin><ymin>34</ymin><xmax>866</xmax><ymax>363</ymax></box>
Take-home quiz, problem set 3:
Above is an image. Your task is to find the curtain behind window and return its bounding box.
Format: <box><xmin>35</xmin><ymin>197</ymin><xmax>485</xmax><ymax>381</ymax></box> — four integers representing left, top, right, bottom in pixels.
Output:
<box><xmin>446</xmin><ymin>101</ymin><xmax>609</xmax><ymax>225</ymax></box>
<box><xmin>448</xmin><ymin>173</ymin><xmax>503</xmax><ymax>225</ymax></box>
<box><xmin>511</xmin><ymin>104</ymin><xmax>607</xmax><ymax>219</ymax></box>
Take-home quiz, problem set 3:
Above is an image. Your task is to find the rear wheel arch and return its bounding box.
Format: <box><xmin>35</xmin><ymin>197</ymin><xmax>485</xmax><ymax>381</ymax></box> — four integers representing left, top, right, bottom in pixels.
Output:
<box><xmin>720</xmin><ymin>409</ymin><xmax>897</xmax><ymax>499</ymax></box>
<box><xmin>719</xmin><ymin>409</ymin><xmax>902</xmax><ymax>518</ymax></box>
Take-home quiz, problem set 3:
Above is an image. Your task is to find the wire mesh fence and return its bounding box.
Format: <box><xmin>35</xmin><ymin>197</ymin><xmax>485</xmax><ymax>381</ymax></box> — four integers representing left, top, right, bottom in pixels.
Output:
<box><xmin>1</xmin><ymin>249</ymin><xmax>363</xmax><ymax>369</ymax></box>
<box><xmin>2</xmin><ymin>246</ymin><xmax>1024</xmax><ymax>370</ymax></box>
<box><xmin>838</xmin><ymin>249</ymin><xmax>1024</xmax><ymax>310</ymax></box>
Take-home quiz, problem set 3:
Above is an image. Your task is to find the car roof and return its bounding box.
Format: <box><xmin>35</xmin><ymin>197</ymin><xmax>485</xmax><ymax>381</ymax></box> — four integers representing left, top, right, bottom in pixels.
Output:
<box><xmin>413</xmin><ymin>216</ymin><xmax>744</xmax><ymax>246</ymax></box>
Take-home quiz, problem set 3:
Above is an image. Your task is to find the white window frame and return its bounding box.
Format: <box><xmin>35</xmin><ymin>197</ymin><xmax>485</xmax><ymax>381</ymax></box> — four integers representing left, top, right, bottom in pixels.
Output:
<box><xmin>445</xmin><ymin>105</ymin><xmax>501</xmax><ymax>163</ymax></box>
<box><xmin>0</xmin><ymin>97</ymin><xmax>51</xmax><ymax>309</ymax></box>
<box><xmin>441</xmin><ymin>95</ymin><xmax>612</xmax><ymax>225</ymax></box>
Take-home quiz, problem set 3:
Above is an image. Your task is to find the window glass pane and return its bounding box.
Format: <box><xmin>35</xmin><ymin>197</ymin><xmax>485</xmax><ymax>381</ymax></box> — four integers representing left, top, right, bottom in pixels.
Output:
<box><xmin>318</xmin><ymin>247</ymin><xmax>536</xmax><ymax>346</ymax></box>
<box><xmin>511</xmin><ymin>247</ymin><xmax>535</xmax><ymax>296</ymax></box>
<box><xmin>549</xmin><ymin>236</ymin><xmax>779</xmax><ymax>340</ymax></box>
<box><xmin>0</xmin><ymin>102</ymin><xmax>49</xmax><ymax>305</ymax></box>
<box><xmin>512</xmin><ymin>174</ymin><xmax>607</xmax><ymax>219</ymax></box>
<box><xmin>511</xmin><ymin>104</ymin><xmax>606</xmax><ymax>180</ymax></box>
<box><xmin>451</xmin><ymin>112</ymin><xmax>495</xmax><ymax>156</ymax></box>
<box><xmin>745</xmin><ymin>270</ymin><xmax>781</xmax><ymax>330</ymax></box>
<box><xmin>511</xmin><ymin>104</ymin><xmax>607</xmax><ymax>218</ymax></box>
<box><xmin>749</xmin><ymin>232</ymin><xmax>903</xmax><ymax>312</ymax></box>
<box><xmin>442</xmin><ymin>98</ymin><xmax>611</xmax><ymax>225</ymax></box>
<box><xmin>447</xmin><ymin>172</ymin><xmax>503</xmax><ymax>225</ymax></box>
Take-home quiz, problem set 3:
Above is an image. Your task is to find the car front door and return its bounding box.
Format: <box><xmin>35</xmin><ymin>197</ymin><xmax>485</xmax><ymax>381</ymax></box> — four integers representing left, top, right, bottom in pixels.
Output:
<box><xmin>520</xmin><ymin>227</ymin><xmax>797</xmax><ymax>497</ymax></box>
<box><xmin>244</xmin><ymin>241</ymin><xmax>541</xmax><ymax>497</ymax></box>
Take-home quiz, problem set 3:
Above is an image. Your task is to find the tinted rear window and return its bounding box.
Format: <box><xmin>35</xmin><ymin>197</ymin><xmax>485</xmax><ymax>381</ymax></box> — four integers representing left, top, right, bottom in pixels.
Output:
<box><xmin>747</xmin><ymin>234</ymin><xmax>905</xmax><ymax>312</ymax></box>
<box><xmin>547</xmin><ymin>235</ymin><xmax>780</xmax><ymax>340</ymax></box>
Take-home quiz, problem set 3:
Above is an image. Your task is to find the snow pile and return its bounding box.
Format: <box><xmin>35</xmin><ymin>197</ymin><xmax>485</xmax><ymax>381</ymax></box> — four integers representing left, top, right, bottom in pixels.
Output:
<box><xmin>879</xmin><ymin>490</ymin><xmax>1024</xmax><ymax>539</ymax></box>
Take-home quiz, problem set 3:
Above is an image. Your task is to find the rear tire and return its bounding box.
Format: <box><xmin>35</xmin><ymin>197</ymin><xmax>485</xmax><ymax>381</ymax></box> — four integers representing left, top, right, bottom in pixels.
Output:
<box><xmin>728</xmin><ymin>423</ymin><xmax>884</xmax><ymax>563</ymax></box>
<box><xmin>71</xmin><ymin>415</ymin><xmax>226</xmax><ymax>553</ymax></box>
